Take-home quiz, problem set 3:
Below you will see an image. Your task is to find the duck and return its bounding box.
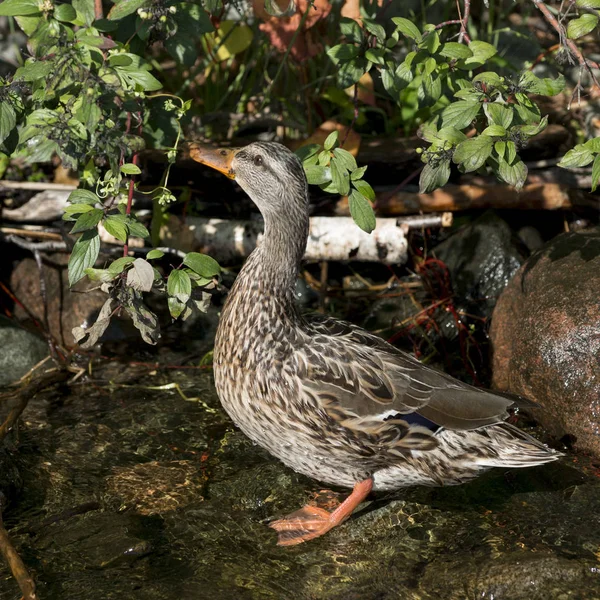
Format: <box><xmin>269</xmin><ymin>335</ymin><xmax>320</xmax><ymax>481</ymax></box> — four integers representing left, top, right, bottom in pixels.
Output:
<box><xmin>189</xmin><ymin>141</ymin><xmax>561</xmax><ymax>546</ymax></box>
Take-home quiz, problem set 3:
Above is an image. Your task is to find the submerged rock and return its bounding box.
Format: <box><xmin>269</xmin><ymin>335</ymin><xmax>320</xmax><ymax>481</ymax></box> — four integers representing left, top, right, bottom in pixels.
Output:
<box><xmin>491</xmin><ymin>229</ymin><xmax>600</xmax><ymax>457</ymax></box>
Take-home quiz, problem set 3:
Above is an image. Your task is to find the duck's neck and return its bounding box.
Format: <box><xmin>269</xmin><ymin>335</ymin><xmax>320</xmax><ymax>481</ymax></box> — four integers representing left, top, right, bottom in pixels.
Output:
<box><xmin>237</xmin><ymin>207</ymin><xmax>309</xmax><ymax>305</ymax></box>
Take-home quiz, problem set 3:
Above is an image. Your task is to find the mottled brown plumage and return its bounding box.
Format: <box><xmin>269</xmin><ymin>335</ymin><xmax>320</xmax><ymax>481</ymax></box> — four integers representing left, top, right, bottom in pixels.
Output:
<box><xmin>191</xmin><ymin>141</ymin><xmax>561</xmax><ymax>545</ymax></box>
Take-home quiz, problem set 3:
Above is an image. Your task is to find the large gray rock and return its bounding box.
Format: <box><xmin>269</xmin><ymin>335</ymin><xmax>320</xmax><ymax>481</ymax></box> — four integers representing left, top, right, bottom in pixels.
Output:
<box><xmin>0</xmin><ymin>317</ymin><xmax>48</xmax><ymax>386</ymax></box>
<box><xmin>491</xmin><ymin>228</ymin><xmax>600</xmax><ymax>457</ymax></box>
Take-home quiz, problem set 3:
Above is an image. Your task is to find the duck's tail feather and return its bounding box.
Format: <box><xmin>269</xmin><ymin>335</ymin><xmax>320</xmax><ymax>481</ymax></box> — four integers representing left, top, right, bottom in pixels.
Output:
<box><xmin>475</xmin><ymin>422</ymin><xmax>563</xmax><ymax>468</ymax></box>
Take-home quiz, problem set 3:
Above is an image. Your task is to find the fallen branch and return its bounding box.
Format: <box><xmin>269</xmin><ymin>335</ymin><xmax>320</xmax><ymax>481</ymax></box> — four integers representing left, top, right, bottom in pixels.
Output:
<box><xmin>0</xmin><ymin>369</ymin><xmax>71</xmax><ymax>441</ymax></box>
<box><xmin>0</xmin><ymin>495</ymin><xmax>38</xmax><ymax>600</ymax></box>
<box><xmin>336</xmin><ymin>182</ymin><xmax>589</xmax><ymax>215</ymax></box>
<box><xmin>181</xmin><ymin>215</ymin><xmax>451</xmax><ymax>264</ymax></box>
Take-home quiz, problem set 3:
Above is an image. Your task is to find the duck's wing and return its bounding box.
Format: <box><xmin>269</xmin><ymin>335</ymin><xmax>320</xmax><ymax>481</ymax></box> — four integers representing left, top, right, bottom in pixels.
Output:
<box><xmin>292</xmin><ymin>315</ymin><xmax>513</xmax><ymax>444</ymax></box>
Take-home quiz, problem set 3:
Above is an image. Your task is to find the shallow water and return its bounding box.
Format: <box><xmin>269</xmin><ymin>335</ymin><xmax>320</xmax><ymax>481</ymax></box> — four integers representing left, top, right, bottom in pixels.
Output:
<box><xmin>1</xmin><ymin>354</ymin><xmax>599</xmax><ymax>600</ymax></box>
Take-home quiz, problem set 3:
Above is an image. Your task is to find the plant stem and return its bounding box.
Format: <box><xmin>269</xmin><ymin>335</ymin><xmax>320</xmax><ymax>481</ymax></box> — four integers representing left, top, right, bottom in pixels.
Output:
<box><xmin>458</xmin><ymin>0</ymin><xmax>472</xmax><ymax>43</ymax></box>
<box><xmin>531</xmin><ymin>0</ymin><xmax>600</xmax><ymax>89</ymax></box>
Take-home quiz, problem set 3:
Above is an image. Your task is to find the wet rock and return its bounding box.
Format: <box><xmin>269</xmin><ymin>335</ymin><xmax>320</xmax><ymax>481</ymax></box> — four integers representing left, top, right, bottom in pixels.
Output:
<box><xmin>491</xmin><ymin>229</ymin><xmax>600</xmax><ymax>457</ymax></box>
<box><xmin>0</xmin><ymin>316</ymin><xmax>48</xmax><ymax>385</ymax></box>
<box><xmin>433</xmin><ymin>211</ymin><xmax>527</xmax><ymax>317</ymax></box>
<box><xmin>10</xmin><ymin>256</ymin><xmax>108</xmax><ymax>347</ymax></box>
<box><xmin>107</xmin><ymin>460</ymin><xmax>206</xmax><ymax>515</ymax></box>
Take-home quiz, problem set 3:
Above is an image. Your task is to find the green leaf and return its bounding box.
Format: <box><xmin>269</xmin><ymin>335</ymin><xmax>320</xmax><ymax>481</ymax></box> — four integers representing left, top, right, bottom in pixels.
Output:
<box><xmin>121</xmin><ymin>68</ymin><xmax>162</xmax><ymax>91</ymax></box>
<box><xmin>441</xmin><ymin>101</ymin><xmax>481</xmax><ymax>130</ymax></box>
<box><xmin>121</xmin><ymin>163</ymin><xmax>141</xmax><ymax>175</ymax></box>
<box><xmin>352</xmin><ymin>179</ymin><xmax>375</xmax><ymax>201</ymax></box>
<box><xmin>0</xmin><ymin>102</ymin><xmax>16</xmax><ymax>146</ymax></box>
<box><xmin>439</xmin><ymin>42</ymin><xmax>473</xmax><ymax>60</ymax></box>
<box><xmin>71</xmin><ymin>208</ymin><xmax>104</xmax><ymax>233</ymax></box>
<box><xmin>54</xmin><ymin>3</ymin><xmax>77</xmax><ymax>21</ymax></box>
<box><xmin>103</xmin><ymin>215</ymin><xmax>128</xmax><ymax>242</ymax></box>
<box><xmin>419</xmin><ymin>159</ymin><xmax>451</xmax><ymax>193</ymax></box>
<box><xmin>591</xmin><ymin>154</ymin><xmax>600</xmax><ymax>192</ymax></box>
<box><xmin>146</xmin><ymin>249</ymin><xmax>165</xmax><ymax>260</ymax></box>
<box><xmin>63</xmin><ymin>203</ymin><xmax>95</xmax><ymax>219</ymax></box>
<box><xmin>295</xmin><ymin>144</ymin><xmax>320</xmax><ymax>162</ymax></box>
<box><xmin>363</xmin><ymin>19</ymin><xmax>386</xmax><ymax>44</ymax></box>
<box><xmin>453</xmin><ymin>135</ymin><xmax>493</xmax><ymax>172</ymax></box>
<box><xmin>108</xmin><ymin>0</ymin><xmax>149</xmax><ymax>20</ymax></box>
<box><xmin>167</xmin><ymin>270</ymin><xmax>192</xmax><ymax>303</ymax></box>
<box><xmin>68</xmin><ymin>229</ymin><xmax>100</xmax><ymax>286</ymax></box>
<box><xmin>497</xmin><ymin>157</ymin><xmax>528</xmax><ymax>190</ymax></box>
<box><xmin>495</xmin><ymin>140</ymin><xmax>506</xmax><ymax>159</ymax></box>
<box><xmin>519</xmin><ymin>71</ymin><xmax>565</xmax><ymax>96</ymax></box>
<box><xmin>349</xmin><ymin>190</ymin><xmax>376</xmax><ymax>233</ymax></box>
<box><xmin>340</xmin><ymin>17</ymin><xmax>364</xmax><ymax>44</ymax></box>
<box><xmin>484</xmin><ymin>103</ymin><xmax>513</xmax><ymax>129</ymax></box>
<box><xmin>68</xmin><ymin>189</ymin><xmax>100</xmax><ymax>205</ymax></box>
<box><xmin>183</xmin><ymin>252</ymin><xmax>221</xmax><ymax>277</ymax></box>
<box><xmin>436</xmin><ymin>127</ymin><xmax>467</xmax><ymax>145</ymax></box>
<box><xmin>327</xmin><ymin>44</ymin><xmax>360</xmax><ymax>62</ymax></box>
<box><xmin>324</xmin><ymin>130</ymin><xmax>339</xmax><ymax>151</ymax></box>
<box><xmin>108</xmin><ymin>256</ymin><xmax>136</xmax><ymax>274</ymax></box>
<box><xmin>166</xmin><ymin>2</ymin><xmax>214</xmax><ymax>66</ymax></box>
<box><xmin>482</xmin><ymin>124</ymin><xmax>507</xmax><ymax>137</ymax></box>
<box><xmin>517</xmin><ymin>115</ymin><xmax>548</xmax><ymax>137</ymax></box>
<box><xmin>330</xmin><ymin>158</ymin><xmax>350</xmax><ymax>196</ymax></box>
<box><xmin>420</xmin><ymin>31</ymin><xmax>440</xmax><ymax>54</ymax></box>
<box><xmin>333</xmin><ymin>148</ymin><xmax>357</xmax><ymax>171</ymax></box>
<box><xmin>337</xmin><ymin>58</ymin><xmax>368</xmax><ymax>88</ymax></box>
<box><xmin>168</xmin><ymin>296</ymin><xmax>186</xmax><ymax>319</ymax></box>
<box><xmin>419</xmin><ymin>73</ymin><xmax>442</xmax><ymax>104</ymax></box>
<box><xmin>0</xmin><ymin>0</ymin><xmax>41</xmax><ymax>16</ymax></box>
<box><xmin>567</xmin><ymin>13</ymin><xmax>599</xmax><ymax>39</ymax></box>
<box><xmin>365</xmin><ymin>48</ymin><xmax>385</xmax><ymax>65</ymax></box>
<box><xmin>472</xmin><ymin>71</ymin><xmax>504</xmax><ymax>87</ymax></box>
<box><xmin>392</xmin><ymin>17</ymin><xmax>422</xmax><ymax>42</ymax></box>
<box><xmin>458</xmin><ymin>40</ymin><xmax>497</xmax><ymax>68</ymax></box>
<box><xmin>127</xmin><ymin>218</ymin><xmax>149</xmax><ymax>239</ymax></box>
<box><xmin>109</xmin><ymin>54</ymin><xmax>134</xmax><ymax>67</ymax></box>
<box><xmin>576</xmin><ymin>0</ymin><xmax>600</xmax><ymax>8</ymax></box>
<box><xmin>583</xmin><ymin>137</ymin><xmax>600</xmax><ymax>152</ymax></box>
<box><xmin>83</xmin><ymin>268</ymin><xmax>117</xmax><ymax>283</ymax></box>
<box><xmin>304</xmin><ymin>165</ymin><xmax>331</xmax><ymax>185</ymax></box>
<box><xmin>506</xmin><ymin>141</ymin><xmax>517</xmax><ymax>163</ymax></box>
<box><xmin>351</xmin><ymin>165</ymin><xmax>368</xmax><ymax>180</ymax></box>
<box><xmin>72</xmin><ymin>0</ymin><xmax>95</xmax><ymax>25</ymax></box>
<box><xmin>558</xmin><ymin>144</ymin><xmax>595</xmax><ymax>168</ymax></box>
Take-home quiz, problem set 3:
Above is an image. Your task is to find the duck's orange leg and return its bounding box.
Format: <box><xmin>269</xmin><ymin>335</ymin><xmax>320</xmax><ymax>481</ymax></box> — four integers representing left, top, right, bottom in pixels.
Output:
<box><xmin>269</xmin><ymin>478</ymin><xmax>373</xmax><ymax>546</ymax></box>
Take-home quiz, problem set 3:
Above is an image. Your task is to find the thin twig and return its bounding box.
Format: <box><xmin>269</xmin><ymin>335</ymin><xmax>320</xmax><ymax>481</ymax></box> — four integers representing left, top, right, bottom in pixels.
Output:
<box><xmin>1</xmin><ymin>227</ymin><xmax>63</xmax><ymax>241</ymax></box>
<box><xmin>0</xmin><ymin>494</ymin><xmax>38</xmax><ymax>600</ymax></box>
<box><xmin>531</xmin><ymin>0</ymin><xmax>600</xmax><ymax>90</ymax></box>
<box><xmin>457</xmin><ymin>0</ymin><xmax>472</xmax><ymax>44</ymax></box>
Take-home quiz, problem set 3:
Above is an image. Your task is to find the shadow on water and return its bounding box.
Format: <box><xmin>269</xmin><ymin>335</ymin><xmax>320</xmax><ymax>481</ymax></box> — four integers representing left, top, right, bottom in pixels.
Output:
<box><xmin>0</xmin><ymin>355</ymin><xmax>599</xmax><ymax>600</ymax></box>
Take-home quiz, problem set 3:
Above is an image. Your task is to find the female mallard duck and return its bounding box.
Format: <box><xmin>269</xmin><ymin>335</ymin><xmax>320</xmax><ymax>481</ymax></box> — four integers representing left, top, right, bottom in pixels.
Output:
<box><xmin>190</xmin><ymin>141</ymin><xmax>560</xmax><ymax>546</ymax></box>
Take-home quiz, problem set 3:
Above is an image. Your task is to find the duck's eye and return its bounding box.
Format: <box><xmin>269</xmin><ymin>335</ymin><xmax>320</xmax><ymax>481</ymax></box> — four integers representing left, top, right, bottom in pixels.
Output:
<box><xmin>253</xmin><ymin>155</ymin><xmax>264</xmax><ymax>167</ymax></box>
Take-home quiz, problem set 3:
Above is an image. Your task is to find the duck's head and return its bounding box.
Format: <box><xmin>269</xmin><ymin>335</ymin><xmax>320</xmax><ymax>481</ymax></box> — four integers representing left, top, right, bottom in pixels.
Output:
<box><xmin>190</xmin><ymin>141</ymin><xmax>308</xmax><ymax>221</ymax></box>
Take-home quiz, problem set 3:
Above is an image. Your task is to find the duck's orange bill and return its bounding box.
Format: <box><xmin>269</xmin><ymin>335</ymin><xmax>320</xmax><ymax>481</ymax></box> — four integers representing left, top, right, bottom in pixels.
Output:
<box><xmin>189</xmin><ymin>145</ymin><xmax>239</xmax><ymax>179</ymax></box>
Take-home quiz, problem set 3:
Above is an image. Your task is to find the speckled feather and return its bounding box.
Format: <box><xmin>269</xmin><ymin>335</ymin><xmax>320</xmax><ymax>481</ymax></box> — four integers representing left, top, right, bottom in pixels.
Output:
<box><xmin>213</xmin><ymin>142</ymin><xmax>560</xmax><ymax>492</ymax></box>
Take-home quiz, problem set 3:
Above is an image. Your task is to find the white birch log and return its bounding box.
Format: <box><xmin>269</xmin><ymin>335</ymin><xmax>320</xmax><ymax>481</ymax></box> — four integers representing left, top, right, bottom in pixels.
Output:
<box><xmin>185</xmin><ymin>216</ymin><xmax>420</xmax><ymax>264</ymax></box>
